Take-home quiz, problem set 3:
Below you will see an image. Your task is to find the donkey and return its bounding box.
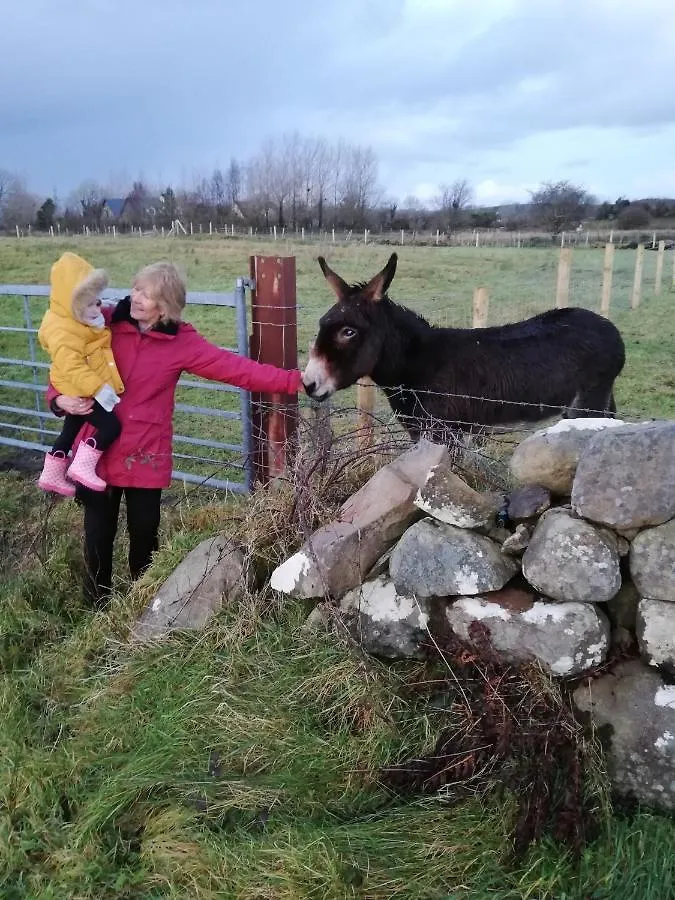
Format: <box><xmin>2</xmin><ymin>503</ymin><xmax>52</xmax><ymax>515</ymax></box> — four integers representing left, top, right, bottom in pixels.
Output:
<box><xmin>302</xmin><ymin>253</ymin><xmax>626</xmax><ymax>442</ymax></box>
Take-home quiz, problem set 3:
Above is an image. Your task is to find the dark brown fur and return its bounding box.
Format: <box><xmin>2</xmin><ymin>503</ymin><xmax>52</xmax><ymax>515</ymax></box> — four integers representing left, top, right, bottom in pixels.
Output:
<box><xmin>305</xmin><ymin>253</ymin><xmax>626</xmax><ymax>441</ymax></box>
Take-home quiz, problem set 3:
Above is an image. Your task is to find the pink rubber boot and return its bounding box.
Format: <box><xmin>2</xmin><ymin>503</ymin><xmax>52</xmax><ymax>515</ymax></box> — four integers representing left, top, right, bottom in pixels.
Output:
<box><xmin>67</xmin><ymin>438</ymin><xmax>107</xmax><ymax>492</ymax></box>
<box><xmin>38</xmin><ymin>451</ymin><xmax>76</xmax><ymax>497</ymax></box>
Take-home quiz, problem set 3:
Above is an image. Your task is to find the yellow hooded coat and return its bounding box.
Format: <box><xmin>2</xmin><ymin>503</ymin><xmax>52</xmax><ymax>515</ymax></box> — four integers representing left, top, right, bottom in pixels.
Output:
<box><xmin>38</xmin><ymin>252</ymin><xmax>124</xmax><ymax>397</ymax></box>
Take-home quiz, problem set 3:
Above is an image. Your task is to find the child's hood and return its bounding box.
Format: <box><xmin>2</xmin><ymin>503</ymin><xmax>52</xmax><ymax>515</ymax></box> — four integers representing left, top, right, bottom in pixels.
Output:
<box><xmin>49</xmin><ymin>252</ymin><xmax>109</xmax><ymax>323</ymax></box>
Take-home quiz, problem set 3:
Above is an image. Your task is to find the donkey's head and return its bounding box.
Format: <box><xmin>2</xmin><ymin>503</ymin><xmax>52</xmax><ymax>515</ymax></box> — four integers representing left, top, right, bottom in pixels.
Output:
<box><xmin>302</xmin><ymin>253</ymin><xmax>398</xmax><ymax>400</ymax></box>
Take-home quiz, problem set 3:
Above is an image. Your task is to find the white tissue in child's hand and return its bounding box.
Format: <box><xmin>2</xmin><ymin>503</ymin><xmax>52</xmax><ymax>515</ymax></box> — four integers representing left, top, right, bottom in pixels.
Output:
<box><xmin>95</xmin><ymin>384</ymin><xmax>120</xmax><ymax>412</ymax></box>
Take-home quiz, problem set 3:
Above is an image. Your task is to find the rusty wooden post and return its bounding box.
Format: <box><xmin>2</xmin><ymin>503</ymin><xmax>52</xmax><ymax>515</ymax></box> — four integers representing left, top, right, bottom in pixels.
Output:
<box><xmin>249</xmin><ymin>255</ymin><xmax>298</xmax><ymax>485</ymax></box>
<box><xmin>600</xmin><ymin>242</ymin><xmax>614</xmax><ymax>317</ymax></box>
<box><xmin>654</xmin><ymin>240</ymin><xmax>665</xmax><ymax>295</ymax></box>
<box><xmin>631</xmin><ymin>244</ymin><xmax>645</xmax><ymax>309</ymax></box>
<box><xmin>555</xmin><ymin>247</ymin><xmax>572</xmax><ymax>308</ymax></box>
<box><xmin>356</xmin><ymin>376</ymin><xmax>376</xmax><ymax>449</ymax></box>
<box><xmin>472</xmin><ymin>286</ymin><xmax>489</xmax><ymax>327</ymax></box>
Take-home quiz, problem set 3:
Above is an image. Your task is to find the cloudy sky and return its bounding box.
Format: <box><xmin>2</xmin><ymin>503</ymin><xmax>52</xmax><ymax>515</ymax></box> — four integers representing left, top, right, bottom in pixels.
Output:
<box><xmin>2</xmin><ymin>0</ymin><xmax>675</xmax><ymax>206</ymax></box>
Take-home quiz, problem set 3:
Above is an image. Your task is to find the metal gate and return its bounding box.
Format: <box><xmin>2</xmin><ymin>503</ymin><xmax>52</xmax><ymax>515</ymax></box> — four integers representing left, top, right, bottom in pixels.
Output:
<box><xmin>0</xmin><ymin>279</ymin><xmax>254</xmax><ymax>492</ymax></box>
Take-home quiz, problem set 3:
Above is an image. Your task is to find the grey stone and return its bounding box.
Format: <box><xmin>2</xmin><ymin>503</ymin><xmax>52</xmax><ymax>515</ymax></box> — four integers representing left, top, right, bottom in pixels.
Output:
<box><xmin>340</xmin><ymin>575</ymin><xmax>431</xmax><ymax>659</ymax></box>
<box><xmin>386</xmin><ymin>438</ymin><xmax>451</xmax><ymax>487</ymax></box>
<box><xmin>522</xmin><ymin>510</ymin><xmax>621</xmax><ymax>603</ymax></box>
<box><xmin>270</xmin><ymin>440</ymin><xmax>449</xmax><ymax>600</ymax></box>
<box><xmin>270</xmin><ymin>521</ymin><xmax>365</xmax><ymax>600</ymax></box>
<box><xmin>302</xmin><ymin>603</ymin><xmax>335</xmax><ymax>634</ymax></box>
<box><xmin>571</xmin><ymin>420</ymin><xmax>675</xmax><ymax>530</ymax></box>
<box><xmin>414</xmin><ymin>460</ymin><xmax>502</xmax><ymax>529</ymax></box>
<box><xmin>573</xmin><ymin>660</ymin><xmax>675</xmax><ymax>814</ymax></box>
<box><xmin>390</xmin><ymin>518</ymin><xmax>518</xmax><ymax>599</ymax></box>
<box><xmin>637</xmin><ymin>599</ymin><xmax>675</xmax><ymax>676</ymax></box>
<box><xmin>509</xmin><ymin>418</ymin><xmax>627</xmax><ymax>495</ymax></box>
<box><xmin>501</xmin><ymin>523</ymin><xmax>532</xmax><ymax>555</ymax></box>
<box><xmin>445</xmin><ymin>592</ymin><xmax>610</xmax><ymax>677</ymax></box>
<box><xmin>629</xmin><ymin>519</ymin><xmax>675</xmax><ymax>603</ymax></box>
<box><xmin>506</xmin><ymin>484</ymin><xmax>551</xmax><ymax>522</ymax></box>
<box><xmin>132</xmin><ymin>535</ymin><xmax>250</xmax><ymax>642</ymax></box>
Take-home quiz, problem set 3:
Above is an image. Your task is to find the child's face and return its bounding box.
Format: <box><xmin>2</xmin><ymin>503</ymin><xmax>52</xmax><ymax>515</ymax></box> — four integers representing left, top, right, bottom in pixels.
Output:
<box><xmin>81</xmin><ymin>297</ymin><xmax>103</xmax><ymax>325</ymax></box>
<box><xmin>131</xmin><ymin>281</ymin><xmax>162</xmax><ymax>326</ymax></box>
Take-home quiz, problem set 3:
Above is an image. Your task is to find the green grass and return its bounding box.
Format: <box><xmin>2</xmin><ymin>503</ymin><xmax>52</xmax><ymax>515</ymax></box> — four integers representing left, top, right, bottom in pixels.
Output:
<box><xmin>1</xmin><ymin>236</ymin><xmax>674</xmax><ymax>896</ymax></box>
<box><xmin>0</xmin><ymin>470</ymin><xmax>674</xmax><ymax>899</ymax></box>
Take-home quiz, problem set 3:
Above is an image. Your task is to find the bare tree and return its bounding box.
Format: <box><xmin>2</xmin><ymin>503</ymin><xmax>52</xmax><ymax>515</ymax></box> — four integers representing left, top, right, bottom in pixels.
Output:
<box><xmin>226</xmin><ymin>157</ymin><xmax>242</xmax><ymax>209</ymax></box>
<box><xmin>263</xmin><ymin>137</ymin><xmax>292</xmax><ymax>228</ymax></box>
<box><xmin>1</xmin><ymin>175</ymin><xmax>38</xmax><ymax>230</ymax></box>
<box><xmin>245</xmin><ymin>146</ymin><xmax>275</xmax><ymax>228</ymax></box>
<box><xmin>529</xmin><ymin>180</ymin><xmax>594</xmax><ymax>234</ymax></box>
<box><xmin>124</xmin><ymin>180</ymin><xmax>150</xmax><ymax>228</ymax></box>
<box><xmin>0</xmin><ymin>168</ymin><xmax>15</xmax><ymax>215</ymax></box>
<box><xmin>342</xmin><ymin>144</ymin><xmax>381</xmax><ymax>228</ymax></box>
<box><xmin>328</xmin><ymin>139</ymin><xmax>347</xmax><ymax>226</ymax></box>
<box><xmin>312</xmin><ymin>137</ymin><xmax>331</xmax><ymax>229</ymax></box>
<box><xmin>69</xmin><ymin>180</ymin><xmax>106</xmax><ymax>230</ymax></box>
<box><xmin>437</xmin><ymin>179</ymin><xmax>473</xmax><ymax>231</ymax></box>
<box><xmin>401</xmin><ymin>195</ymin><xmax>428</xmax><ymax>230</ymax></box>
<box><xmin>210</xmin><ymin>169</ymin><xmax>226</xmax><ymax>207</ymax></box>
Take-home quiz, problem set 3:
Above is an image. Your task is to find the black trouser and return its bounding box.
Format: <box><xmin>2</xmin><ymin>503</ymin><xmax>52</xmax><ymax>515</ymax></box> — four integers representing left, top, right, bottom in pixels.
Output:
<box><xmin>80</xmin><ymin>486</ymin><xmax>162</xmax><ymax>605</ymax></box>
<box><xmin>52</xmin><ymin>402</ymin><xmax>121</xmax><ymax>454</ymax></box>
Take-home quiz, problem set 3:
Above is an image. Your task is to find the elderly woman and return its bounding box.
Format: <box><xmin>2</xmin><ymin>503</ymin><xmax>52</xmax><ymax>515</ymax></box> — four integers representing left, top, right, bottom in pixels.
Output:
<box><xmin>50</xmin><ymin>259</ymin><xmax>302</xmax><ymax>605</ymax></box>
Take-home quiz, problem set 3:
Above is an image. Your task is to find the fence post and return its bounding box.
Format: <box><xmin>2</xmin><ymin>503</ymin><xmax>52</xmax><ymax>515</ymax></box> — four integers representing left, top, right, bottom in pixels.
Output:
<box><xmin>249</xmin><ymin>255</ymin><xmax>298</xmax><ymax>485</ymax></box>
<box><xmin>631</xmin><ymin>244</ymin><xmax>645</xmax><ymax>309</ymax></box>
<box><xmin>600</xmin><ymin>243</ymin><xmax>614</xmax><ymax>317</ymax></box>
<box><xmin>555</xmin><ymin>247</ymin><xmax>572</xmax><ymax>308</ymax></box>
<box><xmin>472</xmin><ymin>286</ymin><xmax>489</xmax><ymax>327</ymax></box>
<box><xmin>356</xmin><ymin>376</ymin><xmax>376</xmax><ymax>450</ymax></box>
<box><xmin>654</xmin><ymin>240</ymin><xmax>665</xmax><ymax>295</ymax></box>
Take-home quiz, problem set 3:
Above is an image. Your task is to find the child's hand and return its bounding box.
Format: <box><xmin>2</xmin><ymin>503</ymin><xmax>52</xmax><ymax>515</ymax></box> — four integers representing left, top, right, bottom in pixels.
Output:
<box><xmin>95</xmin><ymin>384</ymin><xmax>121</xmax><ymax>412</ymax></box>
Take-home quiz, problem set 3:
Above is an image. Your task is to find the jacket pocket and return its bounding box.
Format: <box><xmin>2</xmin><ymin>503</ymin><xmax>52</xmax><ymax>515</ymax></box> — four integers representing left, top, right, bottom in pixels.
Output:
<box><xmin>120</xmin><ymin>409</ymin><xmax>169</xmax><ymax>470</ymax></box>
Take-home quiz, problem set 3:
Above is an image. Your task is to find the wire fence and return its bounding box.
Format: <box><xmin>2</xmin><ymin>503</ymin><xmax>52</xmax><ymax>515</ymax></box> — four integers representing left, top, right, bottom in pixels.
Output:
<box><xmin>8</xmin><ymin>222</ymin><xmax>675</xmax><ymax>250</ymax></box>
<box><xmin>1</xmin><ymin>245</ymin><xmax>672</xmax><ymax>495</ymax></box>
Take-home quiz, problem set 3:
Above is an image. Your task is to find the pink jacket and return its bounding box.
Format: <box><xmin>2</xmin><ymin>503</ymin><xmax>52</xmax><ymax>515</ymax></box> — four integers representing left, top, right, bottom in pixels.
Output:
<box><xmin>49</xmin><ymin>297</ymin><xmax>302</xmax><ymax>488</ymax></box>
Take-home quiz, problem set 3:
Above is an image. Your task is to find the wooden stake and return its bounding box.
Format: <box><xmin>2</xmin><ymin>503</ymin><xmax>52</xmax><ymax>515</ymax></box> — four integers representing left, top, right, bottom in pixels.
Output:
<box><xmin>356</xmin><ymin>376</ymin><xmax>376</xmax><ymax>450</ymax></box>
<box><xmin>555</xmin><ymin>247</ymin><xmax>572</xmax><ymax>308</ymax></box>
<box><xmin>655</xmin><ymin>240</ymin><xmax>665</xmax><ymax>295</ymax></box>
<box><xmin>631</xmin><ymin>244</ymin><xmax>645</xmax><ymax>309</ymax></box>
<box><xmin>600</xmin><ymin>243</ymin><xmax>614</xmax><ymax>317</ymax></box>
<box><xmin>472</xmin><ymin>286</ymin><xmax>489</xmax><ymax>328</ymax></box>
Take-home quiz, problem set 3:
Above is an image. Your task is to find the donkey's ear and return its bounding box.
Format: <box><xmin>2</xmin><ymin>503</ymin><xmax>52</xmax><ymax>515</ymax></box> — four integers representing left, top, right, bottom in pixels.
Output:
<box><xmin>361</xmin><ymin>253</ymin><xmax>398</xmax><ymax>303</ymax></box>
<box><xmin>317</xmin><ymin>256</ymin><xmax>351</xmax><ymax>301</ymax></box>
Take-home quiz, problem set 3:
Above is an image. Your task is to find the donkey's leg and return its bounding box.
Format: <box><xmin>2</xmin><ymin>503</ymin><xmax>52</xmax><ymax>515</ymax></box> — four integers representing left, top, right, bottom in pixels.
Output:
<box><xmin>568</xmin><ymin>382</ymin><xmax>617</xmax><ymax>418</ymax></box>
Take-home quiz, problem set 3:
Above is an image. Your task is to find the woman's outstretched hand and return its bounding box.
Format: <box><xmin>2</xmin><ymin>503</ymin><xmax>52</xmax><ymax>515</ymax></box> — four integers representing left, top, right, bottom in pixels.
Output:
<box><xmin>55</xmin><ymin>394</ymin><xmax>94</xmax><ymax>415</ymax></box>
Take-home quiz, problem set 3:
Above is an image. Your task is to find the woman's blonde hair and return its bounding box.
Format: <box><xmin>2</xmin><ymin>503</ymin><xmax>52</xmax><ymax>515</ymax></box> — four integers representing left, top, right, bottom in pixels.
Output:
<box><xmin>133</xmin><ymin>261</ymin><xmax>187</xmax><ymax>323</ymax></box>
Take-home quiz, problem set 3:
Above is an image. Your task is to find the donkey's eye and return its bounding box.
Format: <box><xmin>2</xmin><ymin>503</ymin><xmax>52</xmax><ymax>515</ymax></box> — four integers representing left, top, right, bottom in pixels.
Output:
<box><xmin>339</xmin><ymin>326</ymin><xmax>357</xmax><ymax>340</ymax></box>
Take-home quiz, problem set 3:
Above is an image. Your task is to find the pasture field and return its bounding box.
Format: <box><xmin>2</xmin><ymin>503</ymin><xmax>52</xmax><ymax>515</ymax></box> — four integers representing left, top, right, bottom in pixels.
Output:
<box><xmin>1</xmin><ymin>234</ymin><xmax>674</xmax><ymax>419</ymax></box>
<box><xmin>1</xmin><ymin>236</ymin><xmax>674</xmax><ymax>898</ymax></box>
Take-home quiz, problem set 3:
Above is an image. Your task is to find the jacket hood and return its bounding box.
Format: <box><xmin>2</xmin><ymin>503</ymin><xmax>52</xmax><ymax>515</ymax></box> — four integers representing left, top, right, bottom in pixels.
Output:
<box><xmin>49</xmin><ymin>252</ymin><xmax>109</xmax><ymax>323</ymax></box>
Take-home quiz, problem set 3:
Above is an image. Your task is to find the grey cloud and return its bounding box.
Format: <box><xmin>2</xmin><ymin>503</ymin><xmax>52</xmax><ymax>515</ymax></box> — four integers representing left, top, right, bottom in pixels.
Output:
<box><xmin>1</xmin><ymin>0</ymin><xmax>674</xmax><ymax>201</ymax></box>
